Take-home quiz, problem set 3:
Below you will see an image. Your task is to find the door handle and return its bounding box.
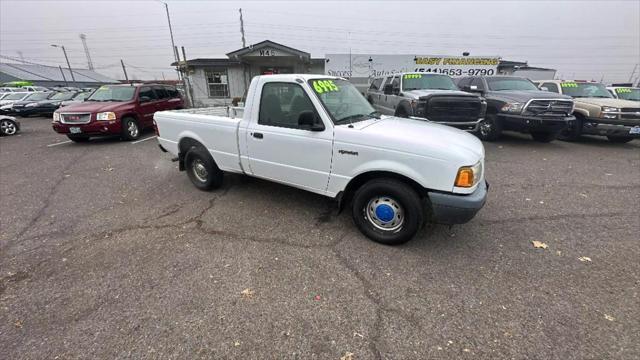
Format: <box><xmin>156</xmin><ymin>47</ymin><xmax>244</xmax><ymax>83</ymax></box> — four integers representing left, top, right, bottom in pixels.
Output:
<box><xmin>252</xmin><ymin>132</ymin><xmax>263</xmax><ymax>139</ymax></box>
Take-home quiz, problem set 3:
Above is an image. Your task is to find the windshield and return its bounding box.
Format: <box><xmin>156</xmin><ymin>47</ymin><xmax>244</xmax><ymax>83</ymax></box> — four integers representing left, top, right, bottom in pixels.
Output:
<box><xmin>402</xmin><ymin>74</ymin><xmax>458</xmax><ymax>91</ymax></box>
<box><xmin>4</xmin><ymin>93</ymin><xmax>27</xmax><ymax>100</ymax></box>
<box><xmin>487</xmin><ymin>77</ymin><xmax>539</xmax><ymax>91</ymax></box>
<box><xmin>308</xmin><ymin>78</ymin><xmax>378</xmax><ymax>124</ymax></box>
<box><xmin>50</xmin><ymin>92</ymin><xmax>76</xmax><ymax>100</ymax></box>
<box><xmin>26</xmin><ymin>92</ymin><xmax>51</xmax><ymax>101</ymax></box>
<box><xmin>614</xmin><ymin>88</ymin><xmax>640</xmax><ymax>101</ymax></box>
<box><xmin>73</xmin><ymin>92</ymin><xmax>90</xmax><ymax>100</ymax></box>
<box><xmin>561</xmin><ymin>82</ymin><xmax>612</xmax><ymax>98</ymax></box>
<box><xmin>88</xmin><ymin>86</ymin><xmax>136</xmax><ymax>101</ymax></box>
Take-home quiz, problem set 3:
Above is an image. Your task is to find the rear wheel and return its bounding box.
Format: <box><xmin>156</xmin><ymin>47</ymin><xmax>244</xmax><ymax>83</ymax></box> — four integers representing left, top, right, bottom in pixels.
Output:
<box><xmin>558</xmin><ymin>114</ymin><xmax>583</xmax><ymax>141</ymax></box>
<box><xmin>352</xmin><ymin>178</ymin><xmax>423</xmax><ymax>245</ymax></box>
<box><xmin>531</xmin><ymin>131</ymin><xmax>557</xmax><ymax>143</ymax></box>
<box><xmin>476</xmin><ymin>114</ymin><xmax>502</xmax><ymax>141</ymax></box>
<box><xmin>121</xmin><ymin>117</ymin><xmax>141</xmax><ymax>141</ymax></box>
<box><xmin>185</xmin><ymin>146</ymin><xmax>223</xmax><ymax>190</ymax></box>
<box><xmin>606</xmin><ymin>136</ymin><xmax>634</xmax><ymax>144</ymax></box>
<box><xmin>0</xmin><ymin>119</ymin><xmax>18</xmax><ymax>135</ymax></box>
<box><xmin>67</xmin><ymin>135</ymin><xmax>89</xmax><ymax>142</ymax></box>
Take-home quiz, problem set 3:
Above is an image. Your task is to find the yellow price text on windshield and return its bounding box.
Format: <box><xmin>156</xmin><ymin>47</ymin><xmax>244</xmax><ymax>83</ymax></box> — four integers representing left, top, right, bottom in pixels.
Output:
<box><xmin>404</xmin><ymin>74</ymin><xmax>422</xmax><ymax>79</ymax></box>
<box><xmin>312</xmin><ymin>80</ymin><xmax>339</xmax><ymax>93</ymax></box>
<box><xmin>561</xmin><ymin>82</ymin><xmax>578</xmax><ymax>88</ymax></box>
<box><xmin>616</xmin><ymin>88</ymin><xmax>631</xmax><ymax>93</ymax></box>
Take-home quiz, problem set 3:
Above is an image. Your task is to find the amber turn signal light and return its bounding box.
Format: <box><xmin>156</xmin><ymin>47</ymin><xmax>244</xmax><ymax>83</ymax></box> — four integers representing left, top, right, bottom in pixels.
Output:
<box><xmin>455</xmin><ymin>167</ymin><xmax>474</xmax><ymax>188</ymax></box>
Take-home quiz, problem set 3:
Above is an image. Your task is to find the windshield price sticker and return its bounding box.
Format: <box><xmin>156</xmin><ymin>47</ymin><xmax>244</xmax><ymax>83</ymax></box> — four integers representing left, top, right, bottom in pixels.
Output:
<box><xmin>313</xmin><ymin>80</ymin><xmax>339</xmax><ymax>93</ymax></box>
<box><xmin>404</xmin><ymin>74</ymin><xmax>422</xmax><ymax>79</ymax></box>
<box><xmin>616</xmin><ymin>88</ymin><xmax>631</xmax><ymax>93</ymax></box>
<box><xmin>561</xmin><ymin>82</ymin><xmax>578</xmax><ymax>88</ymax></box>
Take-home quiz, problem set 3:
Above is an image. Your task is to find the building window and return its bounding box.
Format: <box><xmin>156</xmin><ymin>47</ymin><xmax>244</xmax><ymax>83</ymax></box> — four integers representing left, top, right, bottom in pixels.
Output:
<box><xmin>205</xmin><ymin>69</ymin><xmax>229</xmax><ymax>98</ymax></box>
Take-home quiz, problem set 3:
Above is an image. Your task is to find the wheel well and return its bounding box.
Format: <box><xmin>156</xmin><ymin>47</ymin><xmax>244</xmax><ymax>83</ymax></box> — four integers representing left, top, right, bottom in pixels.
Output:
<box><xmin>394</xmin><ymin>102</ymin><xmax>410</xmax><ymax>116</ymax></box>
<box><xmin>178</xmin><ymin>137</ymin><xmax>207</xmax><ymax>171</ymax></box>
<box><xmin>339</xmin><ymin>171</ymin><xmax>428</xmax><ymax>210</ymax></box>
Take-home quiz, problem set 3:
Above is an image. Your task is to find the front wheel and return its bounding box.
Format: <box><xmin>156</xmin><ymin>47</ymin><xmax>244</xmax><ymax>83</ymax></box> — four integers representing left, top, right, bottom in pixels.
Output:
<box><xmin>352</xmin><ymin>178</ymin><xmax>424</xmax><ymax>245</ymax></box>
<box><xmin>531</xmin><ymin>131</ymin><xmax>557</xmax><ymax>143</ymax></box>
<box><xmin>476</xmin><ymin>114</ymin><xmax>502</xmax><ymax>141</ymax></box>
<box><xmin>607</xmin><ymin>136</ymin><xmax>634</xmax><ymax>144</ymax></box>
<box><xmin>0</xmin><ymin>119</ymin><xmax>18</xmax><ymax>135</ymax></box>
<box><xmin>121</xmin><ymin>117</ymin><xmax>141</xmax><ymax>141</ymax></box>
<box><xmin>185</xmin><ymin>146</ymin><xmax>223</xmax><ymax>191</ymax></box>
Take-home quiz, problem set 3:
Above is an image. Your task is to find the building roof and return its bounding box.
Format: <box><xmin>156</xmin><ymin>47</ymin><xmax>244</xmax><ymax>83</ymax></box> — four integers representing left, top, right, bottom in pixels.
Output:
<box><xmin>0</xmin><ymin>63</ymin><xmax>118</xmax><ymax>84</ymax></box>
<box><xmin>226</xmin><ymin>40</ymin><xmax>310</xmax><ymax>59</ymax></box>
<box><xmin>170</xmin><ymin>58</ymin><xmax>237</xmax><ymax>67</ymax></box>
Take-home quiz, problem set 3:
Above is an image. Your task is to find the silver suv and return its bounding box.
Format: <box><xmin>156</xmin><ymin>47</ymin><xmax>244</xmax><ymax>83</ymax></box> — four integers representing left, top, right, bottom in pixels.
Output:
<box><xmin>366</xmin><ymin>73</ymin><xmax>486</xmax><ymax>131</ymax></box>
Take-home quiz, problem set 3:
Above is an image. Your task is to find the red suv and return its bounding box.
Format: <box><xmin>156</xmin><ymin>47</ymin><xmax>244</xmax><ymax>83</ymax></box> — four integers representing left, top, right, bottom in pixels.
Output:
<box><xmin>52</xmin><ymin>83</ymin><xmax>184</xmax><ymax>142</ymax></box>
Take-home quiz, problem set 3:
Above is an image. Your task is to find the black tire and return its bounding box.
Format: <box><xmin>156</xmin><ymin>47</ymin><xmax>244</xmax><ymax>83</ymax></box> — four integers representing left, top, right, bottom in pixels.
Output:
<box><xmin>394</xmin><ymin>104</ymin><xmax>410</xmax><ymax>118</ymax></box>
<box><xmin>606</xmin><ymin>136</ymin><xmax>634</xmax><ymax>144</ymax></box>
<box><xmin>185</xmin><ymin>146</ymin><xmax>223</xmax><ymax>191</ymax></box>
<box><xmin>351</xmin><ymin>178</ymin><xmax>423</xmax><ymax>245</ymax></box>
<box><xmin>530</xmin><ymin>131</ymin><xmax>557</xmax><ymax>143</ymax></box>
<box><xmin>558</xmin><ymin>114</ymin><xmax>583</xmax><ymax>141</ymax></box>
<box><xmin>476</xmin><ymin>113</ymin><xmax>502</xmax><ymax>141</ymax></box>
<box><xmin>67</xmin><ymin>135</ymin><xmax>90</xmax><ymax>142</ymax></box>
<box><xmin>0</xmin><ymin>119</ymin><xmax>18</xmax><ymax>136</ymax></box>
<box><xmin>121</xmin><ymin>117</ymin><xmax>141</xmax><ymax>141</ymax></box>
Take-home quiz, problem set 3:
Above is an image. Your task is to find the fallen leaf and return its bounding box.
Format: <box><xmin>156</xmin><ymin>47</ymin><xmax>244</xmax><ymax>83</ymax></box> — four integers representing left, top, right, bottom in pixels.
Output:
<box><xmin>14</xmin><ymin>320</ymin><xmax>22</xmax><ymax>328</ymax></box>
<box><xmin>578</xmin><ymin>256</ymin><xmax>592</xmax><ymax>262</ymax></box>
<box><xmin>353</xmin><ymin>332</ymin><xmax>364</xmax><ymax>338</ymax></box>
<box><xmin>340</xmin><ymin>352</ymin><xmax>354</xmax><ymax>360</ymax></box>
<box><xmin>604</xmin><ymin>314</ymin><xmax>615</xmax><ymax>321</ymax></box>
<box><xmin>234</xmin><ymin>341</ymin><xmax>240</xmax><ymax>347</ymax></box>
<box><xmin>579</xmin><ymin>193</ymin><xmax>588</xmax><ymax>198</ymax></box>
<box><xmin>539</xmin><ymin>201</ymin><xmax>544</xmax><ymax>204</ymax></box>
<box><xmin>525</xmin><ymin>198</ymin><xmax>531</xmax><ymax>201</ymax></box>
<box><xmin>556</xmin><ymin>251</ymin><xmax>562</xmax><ymax>256</ymax></box>
<box><xmin>463</xmin><ymin>348</ymin><xmax>471</xmax><ymax>353</ymax></box>
<box><xmin>532</xmin><ymin>241</ymin><xmax>549</xmax><ymax>249</ymax></box>
<box><xmin>240</xmin><ymin>288</ymin><xmax>254</xmax><ymax>298</ymax></box>
<box><xmin>437</xmin><ymin>346</ymin><xmax>443</xmax><ymax>350</ymax></box>
<box><xmin>314</xmin><ymin>295</ymin><xmax>321</xmax><ymax>301</ymax></box>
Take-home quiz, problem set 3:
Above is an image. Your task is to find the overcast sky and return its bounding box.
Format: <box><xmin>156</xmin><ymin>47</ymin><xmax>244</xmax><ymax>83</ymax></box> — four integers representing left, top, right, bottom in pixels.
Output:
<box><xmin>1</xmin><ymin>0</ymin><xmax>638</xmax><ymax>83</ymax></box>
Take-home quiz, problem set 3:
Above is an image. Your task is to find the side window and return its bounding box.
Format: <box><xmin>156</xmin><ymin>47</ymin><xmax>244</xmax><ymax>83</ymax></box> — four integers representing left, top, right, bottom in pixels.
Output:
<box><xmin>541</xmin><ymin>82</ymin><xmax>559</xmax><ymax>93</ymax></box>
<box><xmin>259</xmin><ymin>82</ymin><xmax>318</xmax><ymax>129</ymax></box>
<box><xmin>456</xmin><ymin>77</ymin><xmax>471</xmax><ymax>88</ymax></box>
<box><xmin>165</xmin><ymin>86</ymin><xmax>179</xmax><ymax>98</ymax></box>
<box><xmin>391</xmin><ymin>76</ymin><xmax>400</xmax><ymax>90</ymax></box>
<box><xmin>138</xmin><ymin>87</ymin><xmax>157</xmax><ymax>102</ymax></box>
<box><xmin>369</xmin><ymin>78</ymin><xmax>383</xmax><ymax>91</ymax></box>
<box><xmin>153</xmin><ymin>86</ymin><xmax>169</xmax><ymax>99</ymax></box>
<box><xmin>470</xmin><ymin>77</ymin><xmax>485</xmax><ymax>90</ymax></box>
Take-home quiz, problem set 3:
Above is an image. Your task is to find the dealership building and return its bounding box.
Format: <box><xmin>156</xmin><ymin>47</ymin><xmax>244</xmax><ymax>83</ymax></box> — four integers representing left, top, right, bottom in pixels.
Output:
<box><xmin>176</xmin><ymin>39</ymin><xmax>555</xmax><ymax>106</ymax></box>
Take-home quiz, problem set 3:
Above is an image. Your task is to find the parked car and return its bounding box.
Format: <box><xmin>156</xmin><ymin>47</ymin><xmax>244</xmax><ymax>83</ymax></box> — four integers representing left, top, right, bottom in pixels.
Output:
<box><xmin>21</xmin><ymin>86</ymin><xmax>50</xmax><ymax>92</ymax></box>
<box><xmin>154</xmin><ymin>74</ymin><xmax>488</xmax><ymax>245</ymax></box>
<box><xmin>0</xmin><ymin>87</ymin><xmax>25</xmax><ymax>93</ymax></box>
<box><xmin>8</xmin><ymin>92</ymin><xmax>55</xmax><ymax>116</ymax></box>
<box><xmin>17</xmin><ymin>91</ymin><xmax>85</xmax><ymax>117</ymax></box>
<box><xmin>53</xmin><ymin>84</ymin><xmax>184</xmax><ymax>142</ymax></box>
<box><xmin>607</xmin><ymin>86</ymin><xmax>640</xmax><ymax>102</ymax></box>
<box><xmin>366</xmin><ymin>73</ymin><xmax>486</xmax><ymax>131</ymax></box>
<box><xmin>456</xmin><ymin>76</ymin><xmax>575</xmax><ymax>142</ymax></box>
<box><xmin>0</xmin><ymin>115</ymin><xmax>20</xmax><ymax>136</ymax></box>
<box><xmin>0</xmin><ymin>92</ymin><xmax>31</xmax><ymax>114</ymax></box>
<box><xmin>535</xmin><ymin>80</ymin><xmax>640</xmax><ymax>143</ymax></box>
<box><xmin>60</xmin><ymin>91</ymin><xmax>92</xmax><ymax>107</ymax></box>
<box><xmin>0</xmin><ymin>93</ymin><xmax>12</xmax><ymax>100</ymax></box>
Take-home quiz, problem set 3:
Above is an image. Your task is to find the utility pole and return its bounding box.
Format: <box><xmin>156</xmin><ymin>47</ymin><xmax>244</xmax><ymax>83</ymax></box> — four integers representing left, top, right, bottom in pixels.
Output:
<box><xmin>160</xmin><ymin>1</ymin><xmax>181</xmax><ymax>81</ymax></box>
<box><xmin>58</xmin><ymin>65</ymin><xmax>69</xmax><ymax>86</ymax></box>
<box><xmin>628</xmin><ymin>63</ymin><xmax>638</xmax><ymax>83</ymax></box>
<box><xmin>79</xmin><ymin>34</ymin><xmax>94</xmax><ymax>70</ymax></box>
<box><xmin>239</xmin><ymin>8</ymin><xmax>246</xmax><ymax>47</ymax></box>
<box><xmin>51</xmin><ymin>44</ymin><xmax>76</xmax><ymax>83</ymax></box>
<box><xmin>181</xmin><ymin>46</ymin><xmax>194</xmax><ymax>107</ymax></box>
<box><xmin>120</xmin><ymin>59</ymin><xmax>129</xmax><ymax>83</ymax></box>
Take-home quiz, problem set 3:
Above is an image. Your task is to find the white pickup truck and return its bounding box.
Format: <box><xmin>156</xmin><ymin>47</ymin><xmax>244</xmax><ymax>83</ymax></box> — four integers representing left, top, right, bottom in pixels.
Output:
<box><xmin>154</xmin><ymin>74</ymin><xmax>488</xmax><ymax>245</ymax></box>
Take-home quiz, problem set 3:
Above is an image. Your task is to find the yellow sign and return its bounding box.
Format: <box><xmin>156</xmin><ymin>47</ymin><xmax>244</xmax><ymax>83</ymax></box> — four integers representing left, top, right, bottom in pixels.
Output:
<box><xmin>312</xmin><ymin>80</ymin><xmax>339</xmax><ymax>93</ymax></box>
<box><xmin>561</xmin><ymin>82</ymin><xmax>578</xmax><ymax>88</ymax></box>
<box><xmin>403</xmin><ymin>74</ymin><xmax>422</xmax><ymax>79</ymax></box>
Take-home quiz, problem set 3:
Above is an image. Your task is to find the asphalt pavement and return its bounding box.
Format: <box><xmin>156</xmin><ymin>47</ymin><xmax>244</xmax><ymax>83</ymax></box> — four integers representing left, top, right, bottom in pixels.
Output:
<box><xmin>1</xmin><ymin>116</ymin><xmax>639</xmax><ymax>359</ymax></box>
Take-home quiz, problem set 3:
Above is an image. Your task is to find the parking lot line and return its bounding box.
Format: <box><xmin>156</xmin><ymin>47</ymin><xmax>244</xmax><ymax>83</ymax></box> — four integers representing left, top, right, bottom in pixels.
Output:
<box><xmin>132</xmin><ymin>136</ymin><xmax>157</xmax><ymax>144</ymax></box>
<box><xmin>47</xmin><ymin>140</ymin><xmax>73</xmax><ymax>147</ymax></box>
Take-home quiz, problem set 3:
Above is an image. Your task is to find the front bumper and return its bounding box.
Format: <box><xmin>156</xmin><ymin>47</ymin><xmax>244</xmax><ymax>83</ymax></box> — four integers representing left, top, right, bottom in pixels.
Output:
<box><xmin>52</xmin><ymin>120</ymin><xmax>122</xmax><ymax>136</ymax></box>
<box><xmin>582</xmin><ymin>117</ymin><xmax>640</xmax><ymax>137</ymax></box>
<box><xmin>498</xmin><ymin>113</ymin><xmax>575</xmax><ymax>133</ymax></box>
<box><xmin>429</xmin><ymin>180</ymin><xmax>488</xmax><ymax>225</ymax></box>
<box><xmin>409</xmin><ymin>117</ymin><xmax>481</xmax><ymax>131</ymax></box>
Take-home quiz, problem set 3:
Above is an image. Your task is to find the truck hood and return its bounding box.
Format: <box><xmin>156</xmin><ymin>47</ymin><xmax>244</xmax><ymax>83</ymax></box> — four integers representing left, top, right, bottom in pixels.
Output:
<box><xmin>574</xmin><ymin>97</ymin><xmax>640</xmax><ymax>108</ymax></box>
<box><xmin>57</xmin><ymin>100</ymin><xmax>132</xmax><ymax>113</ymax></box>
<box><xmin>487</xmin><ymin>90</ymin><xmax>572</xmax><ymax>103</ymax></box>
<box><xmin>402</xmin><ymin>89</ymin><xmax>477</xmax><ymax>99</ymax></box>
<box><xmin>336</xmin><ymin>116</ymin><xmax>484</xmax><ymax>161</ymax></box>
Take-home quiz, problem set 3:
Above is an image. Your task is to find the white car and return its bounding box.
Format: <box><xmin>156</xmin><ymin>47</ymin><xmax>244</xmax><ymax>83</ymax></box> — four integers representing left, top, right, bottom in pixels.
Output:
<box><xmin>154</xmin><ymin>74</ymin><xmax>488</xmax><ymax>245</ymax></box>
<box><xmin>0</xmin><ymin>92</ymin><xmax>31</xmax><ymax>112</ymax></box>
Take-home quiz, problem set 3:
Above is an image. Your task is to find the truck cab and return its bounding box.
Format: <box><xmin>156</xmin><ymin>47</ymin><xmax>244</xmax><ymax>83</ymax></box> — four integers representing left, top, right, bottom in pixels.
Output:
<box><xmin>366</xmin><ymin>73</ymin><xmax>486</xmax><ymax>131</ymax></box>
<box><xmin>535</xmin><ymin>80</ymin><xmax>640</xmax><ymax>143</ymax></box>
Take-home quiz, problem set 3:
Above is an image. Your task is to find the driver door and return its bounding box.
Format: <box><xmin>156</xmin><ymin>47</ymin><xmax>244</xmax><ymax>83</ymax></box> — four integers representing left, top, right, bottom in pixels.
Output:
<box><xmin>246</xmin><ymin>81</ymin><xmax>333</xmax><ymax>193</ymax></box>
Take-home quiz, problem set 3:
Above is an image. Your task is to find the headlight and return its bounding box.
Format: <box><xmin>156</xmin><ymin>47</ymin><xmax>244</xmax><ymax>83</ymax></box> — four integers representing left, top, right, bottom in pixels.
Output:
<box><xmin>53</xmin><ymin>112</ymin><xmax>61</xmax><ymax>122</ymax></box>
<box><xmin>1</xmin><ymin>104</ymin><xmax>13</xmax><ymax>110</ymax></box>
<box><xmin>96</xmin><ymin>112</ymin><xmax>116</xmax><ymax>121</ymax></box>
<box><xmin>454</xmin><ymin>161</ymin><xmax>482</xmax><ymax>188</ymax></box>
<box><xmin>25</xmin><ymin>103</ymin><xmax>39</xmax><ymax>107</ymax></box>
<box><xmin>601</xmin><ymin>106</ymin><xmax>619</xmax><ymax>119</ymax></box>
<box><xmin>501</xmin><ymin>102</ymin><xmax>523</xmax><ymax>113</ymax></box>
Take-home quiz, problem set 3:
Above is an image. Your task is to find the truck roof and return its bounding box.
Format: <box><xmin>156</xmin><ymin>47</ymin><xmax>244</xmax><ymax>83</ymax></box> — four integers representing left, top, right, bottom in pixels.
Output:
<box><xmin>256</xmin><ymin>74</ymin><xmax>340</xmax><ymax>82</ymax></box>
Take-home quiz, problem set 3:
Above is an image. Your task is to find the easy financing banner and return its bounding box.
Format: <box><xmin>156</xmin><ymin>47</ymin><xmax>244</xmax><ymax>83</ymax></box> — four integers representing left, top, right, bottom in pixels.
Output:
<box><xmin>325</xmin><ymin>54</ymin><xmax>500</xmax><ymax>78</ymax></box>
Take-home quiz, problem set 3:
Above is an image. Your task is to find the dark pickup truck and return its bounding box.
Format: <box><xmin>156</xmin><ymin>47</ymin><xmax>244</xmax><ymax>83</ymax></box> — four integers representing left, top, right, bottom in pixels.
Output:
<box><xmin>456</xmin><ymin>76</ymin><xmax>575</xmax><ymax>142</ymax></box>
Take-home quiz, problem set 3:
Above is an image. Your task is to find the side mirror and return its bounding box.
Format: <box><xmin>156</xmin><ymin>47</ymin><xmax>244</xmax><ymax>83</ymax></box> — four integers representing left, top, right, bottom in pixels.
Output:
<box><xmin>540</xmin><ymin>86</ymin><xmax>549</xmax><ymax>91</ymax></box>
<box><xmin>298</xmin><ymin>111</ymin><xmax>324</xmax><ymax>131</ymax></box>
<box><xmin>139</xmin><ymin>96</ymin><xmax>151</xmax><ymax>103</ymax></box>
<box><xmin>383</xmin><ymin>84</ymin><xmax>393</xmax><ymax>95</ymax></box>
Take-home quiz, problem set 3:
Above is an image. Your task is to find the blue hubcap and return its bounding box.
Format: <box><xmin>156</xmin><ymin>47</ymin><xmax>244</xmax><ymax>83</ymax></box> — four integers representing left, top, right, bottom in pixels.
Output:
<box><xmin>375</xmin><ymin>204</ymin><xmax>395</xmax><ymax>223</ymax></box>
